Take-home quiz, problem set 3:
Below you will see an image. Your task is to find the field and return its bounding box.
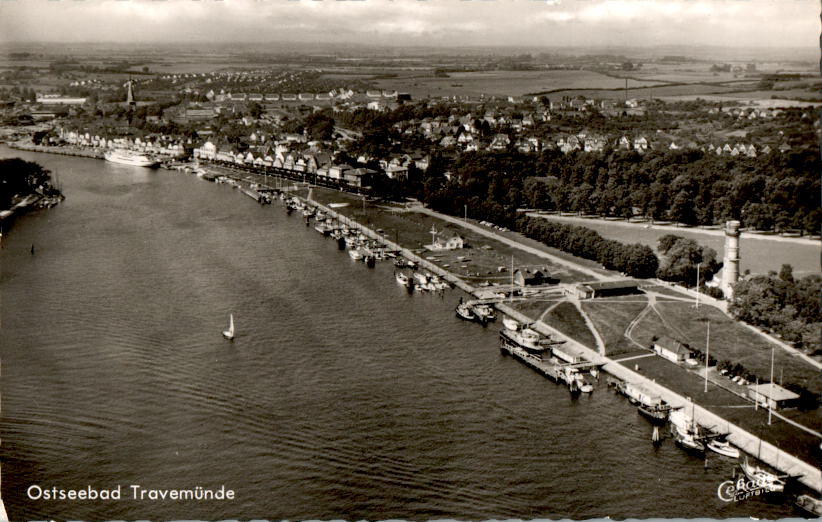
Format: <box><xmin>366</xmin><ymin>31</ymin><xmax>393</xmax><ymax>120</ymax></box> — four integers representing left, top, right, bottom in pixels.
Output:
<box><xmin>370</xmin><ymin>69</ymin><xmax>665</xmax><ymax>98</ymax></box>
<box><xmin>582</xmin><ymin>296</ymin><xmax>650</xmax><ymax>357</ymax></box>
<box><xmin>542</xmin><ymin>301</ymin><xmax>597</xmax><ymax>349</ymax></box>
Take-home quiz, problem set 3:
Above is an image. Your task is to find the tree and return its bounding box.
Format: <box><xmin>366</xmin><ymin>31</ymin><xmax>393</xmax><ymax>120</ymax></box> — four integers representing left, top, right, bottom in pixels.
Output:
<box><xmin>778</xmin><ymin>264</ymin><xmax>794</xmax><ymax>283</ymax></box>
<box><xmin>656</xmin><ymin>236</ymin><xmax>721</xmax><ymax>286</ymax></box>
<box><xmin>246</xmin><ymin>102</ymin><xmax>263</xmax><ymax>119</ymax></box>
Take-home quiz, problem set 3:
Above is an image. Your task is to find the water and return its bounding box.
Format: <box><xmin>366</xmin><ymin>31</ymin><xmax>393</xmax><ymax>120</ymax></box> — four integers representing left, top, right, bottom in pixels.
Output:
<box><xmin>0</xmin><ymin>146</ymin><xmax>801</xmax><ymax>520</ymax></box>
<box><xmin>534</xmin><ymin>216</ymin><xmax>820</xmax><ymax>277</ymax></box>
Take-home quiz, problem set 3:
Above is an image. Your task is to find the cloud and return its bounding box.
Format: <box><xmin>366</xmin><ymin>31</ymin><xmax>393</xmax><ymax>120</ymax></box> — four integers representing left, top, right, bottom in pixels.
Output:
<box><xmin>0</xmin><ymin>0</ymin><xmax>816</xmax><ymax>48</ymax></box>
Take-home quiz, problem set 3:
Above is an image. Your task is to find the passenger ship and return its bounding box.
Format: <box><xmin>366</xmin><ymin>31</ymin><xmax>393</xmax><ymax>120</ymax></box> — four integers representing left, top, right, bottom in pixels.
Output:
<box><xmin>104</xmin><ymin>149</ymin><xmax>160</xmax><ymax>167</ymax></box>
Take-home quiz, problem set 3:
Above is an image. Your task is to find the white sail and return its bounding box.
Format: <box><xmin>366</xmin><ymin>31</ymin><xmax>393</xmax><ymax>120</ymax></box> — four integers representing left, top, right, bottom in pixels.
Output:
<box><xmin>223</xmin><ymin>314</ymin><xmax>235</xmax><ymax>340</ymax></box>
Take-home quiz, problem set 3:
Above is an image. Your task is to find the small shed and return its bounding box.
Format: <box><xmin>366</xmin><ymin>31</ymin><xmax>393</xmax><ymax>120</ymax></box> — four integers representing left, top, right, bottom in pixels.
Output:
<box><xmin>653</xmin><ymin>336</ymin><xmax>690</xmax><ymax>363</ymax></box>
<box><xmin>747</xmin><ymin>383</ymin><xmax>799</xmax><ymax>410</ymax></box>
<box><xmin>514</xmin><ymin>269</ymin><xmax>550</xmax><ymax>286</ymax></box>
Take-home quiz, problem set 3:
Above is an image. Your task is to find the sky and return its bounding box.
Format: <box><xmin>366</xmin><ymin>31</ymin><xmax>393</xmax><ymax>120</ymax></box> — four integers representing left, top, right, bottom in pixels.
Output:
<box><xmin>0</xmin><ymin>0</ymin><xmax>817</xmax><ymax>49</ymax></box>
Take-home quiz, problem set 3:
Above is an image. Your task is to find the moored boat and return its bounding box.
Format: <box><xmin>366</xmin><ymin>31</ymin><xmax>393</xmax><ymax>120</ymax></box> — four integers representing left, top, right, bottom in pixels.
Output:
<box><xmin>672</xmin><ymin>423</ymin><xmax>705</xmax><ymax>453</ymax></box>
<box><xmin>395</xmin><ymin>272</ymin><xmax>411</xmax><ymax>287</ymax></box>
<box><xmin>500</xmin><ymin>326</ymin><xmax>545</xmax><ymax>353</ymax></box>
<box><xmin>348</xmin><ymin>248</ymin><xmax>363</xmax><ymax>261</ymax></box>
<box><xmin>741</xmin><ymin>457</ymin><xmax>786</xmax><ymax>493</ymax></box>
<box><xmin>502</xmin><ymin>317</ymin><xmax>520</xmax><ymax>331</ymax></box>
<box><xmin>472</xmin><ymin>304</ymin><xmax>496</xmax><ymax>322</ymax></box>
<box><xmin>456</xmin><ymin>302</ymin><xmax>477</xmax><ymax>322</ymax></box>
<box><xmin>795</xmin><ymin>494</ymin><xmax>822</xmax><ymax>517</ymax></box>
<box><xmin>637</xmin><ymin>403</ymin><xmax>671</xmax><ymax>424</ymax></box>
<box><xmin>706</xmin><ymin>438</ymin><xmax>740</xmax><ymax>458</ymax></box>
<box><xmin>104</xmin><ymin>149</ymin><xmax>160</xmax><ymax>167</ymax></box>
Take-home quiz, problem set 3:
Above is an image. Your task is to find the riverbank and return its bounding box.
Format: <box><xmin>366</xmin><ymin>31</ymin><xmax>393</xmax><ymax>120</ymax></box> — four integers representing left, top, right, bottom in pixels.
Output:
<box><xmin>8</xmin><ymin>141</ymin><xmax>104</xmax><ymax>160</ymax></box>
<box><xmin>528</xmin><ymin>211</ymin><xmax>822</xmax><ymax>246</ymax></box>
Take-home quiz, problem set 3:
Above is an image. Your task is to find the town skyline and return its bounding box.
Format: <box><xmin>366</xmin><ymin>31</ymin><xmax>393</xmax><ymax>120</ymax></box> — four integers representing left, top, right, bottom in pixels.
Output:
<box><xmin>0</xmin><ymin>0</ymin><xmax>817</xmax><ymax>50</ymax></box>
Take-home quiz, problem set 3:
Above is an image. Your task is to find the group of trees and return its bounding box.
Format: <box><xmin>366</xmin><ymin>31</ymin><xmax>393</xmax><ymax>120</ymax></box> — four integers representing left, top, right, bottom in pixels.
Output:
<box><xmin>655</xmin><ymin>234</ymin><xmax>722</xmax><ymax>288</ymax></box>
<box><xmin>517</xmin><ymin>217</ymin><xmax>659</xmax><ymax>278</ymax></box>
<box><xmin>0</xmin><ymin>159</ymin><xmax>58</xmax><ymax>209</ymax></box>
<box><xmin>729</xmin><ymin>265</ymin><xmax>821</xmax><ymax>354</ymax></box>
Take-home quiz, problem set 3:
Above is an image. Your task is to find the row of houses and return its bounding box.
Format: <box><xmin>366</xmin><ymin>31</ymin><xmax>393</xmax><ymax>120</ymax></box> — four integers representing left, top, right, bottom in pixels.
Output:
<box><xmin>59</xmin><ymin>129</ymin><xmax>188</xmax><ymax>156</ymax></box>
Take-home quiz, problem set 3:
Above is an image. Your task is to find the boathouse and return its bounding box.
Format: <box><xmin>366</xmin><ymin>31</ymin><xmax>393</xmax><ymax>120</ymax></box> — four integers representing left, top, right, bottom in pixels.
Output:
<box><xmin>571</xmin><ymin>279</ymin><xmax>640</xmax><ymax>299</ymax></box>
<box><xmin>653</xmin><ymin>336</ymin><xmax>690</xmax><ymax>363</ymax></box>
<box><xmin>746</xmin><ymin>383</ymin><xmax>800</xmax><ymax>410</ymax></box>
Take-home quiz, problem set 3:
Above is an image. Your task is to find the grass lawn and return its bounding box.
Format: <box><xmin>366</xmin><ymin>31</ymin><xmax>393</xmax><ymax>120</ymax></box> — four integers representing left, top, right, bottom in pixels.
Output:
<box><xmin>653</xmin><ymin>302</ymin><xmax>821</xmax><ymax>396</ymax></box>
<box><xmin>583</xmin><ymin>296</ymin><xmax>649</xmax><ymax>357</ymax></box>
<box><xmin>642</xmin><ymin>284</ymin><xmax>694</xmax><ymax>299</ymax></box>
<box><xmin>542</xmin><ymin>301</ymin><xmax>597</xmax><ymax>349</ymax></box>
<box><xmin>510</xmin><ymin>298</ymin><xmax>565</xmax><ymax>323</ymax></box>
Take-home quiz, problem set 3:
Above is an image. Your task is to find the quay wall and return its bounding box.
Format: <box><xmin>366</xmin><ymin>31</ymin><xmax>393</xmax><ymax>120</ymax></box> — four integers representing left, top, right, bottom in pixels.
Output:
<box><xmin>10</xmin><ymin>142</ymin><xmax>103</xmax><ymax>159</ymax></box>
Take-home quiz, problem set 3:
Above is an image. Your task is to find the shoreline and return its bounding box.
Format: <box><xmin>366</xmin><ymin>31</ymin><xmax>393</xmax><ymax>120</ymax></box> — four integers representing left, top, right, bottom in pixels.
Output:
<box><xmin>528</xmin><ymin>211</ymin><xmax>822</xmax><ymax>246</ymax></box>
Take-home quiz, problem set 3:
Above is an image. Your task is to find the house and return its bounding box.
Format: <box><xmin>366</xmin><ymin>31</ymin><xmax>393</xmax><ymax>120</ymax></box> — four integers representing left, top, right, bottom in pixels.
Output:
<box><xmin>490</xmin><ymin>133</ymin><xmax>511</xmax><ymax>151</ymax></box>
<box><xmin>653</xmin><ymin>336</ymin><xmax>690</xmax><ymax>363</ymax></box>
<box><xmin>428</xmin><ymin>234</ymin><xmax>465</xmax><ymax>251</ymax></box>
<box><xmin>746</xmin><ymin>383</ymin><xmax>799</xmax><ymax>410</ymax></box>
<box><xmin>514</xmin><ymin>269</ymin><xmax>550</xmax><ymax>286</ymax></box>
<box><xmin>385</xmin><ymin>165</ymin><xmax>409</xmax><ymax>180</ymax></box>
<box><xmin>328</xmin><ymin>164</ymin><xmax>352</xmax><ymax>181</ymax></box>
<box><xmin>344</xmin><ymin>167</ymin><xmax>374</xmax><ymax>188</ymax></box>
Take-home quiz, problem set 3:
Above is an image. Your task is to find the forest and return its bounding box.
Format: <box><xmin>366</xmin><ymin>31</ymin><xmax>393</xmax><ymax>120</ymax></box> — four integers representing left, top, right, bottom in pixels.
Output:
<box><xmin>404</xmin><ymin>148</ymin><xmax>821</xmax><ymax>236</ymax></box>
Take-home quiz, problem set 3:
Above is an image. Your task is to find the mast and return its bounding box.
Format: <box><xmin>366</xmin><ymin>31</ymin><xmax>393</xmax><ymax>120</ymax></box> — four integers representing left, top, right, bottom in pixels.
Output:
<box><xmin>768</xmin><ymin>345</ymin><xmax>774</xmax><ymax>425</ymax></box>
<box><xmin>704</xmin><ymin>321</ymin><xmax>710</xmax><ymax>392</ymax></box>
<box><xmin>510</xmin><ymin>255</ymin><xmax>514</xmax><ymax>303</ymax></box>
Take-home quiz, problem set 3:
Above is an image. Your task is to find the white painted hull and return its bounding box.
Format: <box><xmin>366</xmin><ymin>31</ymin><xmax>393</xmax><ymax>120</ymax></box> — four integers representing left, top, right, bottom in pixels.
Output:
<box><xmin>105</xmin><ymin>150</ymin><xmax>160</xmax><ymax>167</ymax></box>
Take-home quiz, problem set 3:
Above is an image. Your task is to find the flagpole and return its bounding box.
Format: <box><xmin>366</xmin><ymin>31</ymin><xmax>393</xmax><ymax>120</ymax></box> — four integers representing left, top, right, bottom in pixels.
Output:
<box><xmin>768</xmin><ymin>345</ymin><xmax>774</xmax><ymax>425</ymax></box>
<box><xmin>704</xmin><ymin>321</ymin><xmax>710</xmax><ymax>392</ymax></box>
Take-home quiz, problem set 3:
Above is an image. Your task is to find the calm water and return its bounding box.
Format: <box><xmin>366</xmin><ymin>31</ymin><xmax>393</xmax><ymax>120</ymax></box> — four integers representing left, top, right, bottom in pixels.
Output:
<box><xmin>0</xmin><ymin>146</ymin><xmax>802</xmax><ymax>520</ymax></box>
<box><xmin>536</xmin><ymin>216</ymin><xmax>820</xmax><ymax>277</ymax></box>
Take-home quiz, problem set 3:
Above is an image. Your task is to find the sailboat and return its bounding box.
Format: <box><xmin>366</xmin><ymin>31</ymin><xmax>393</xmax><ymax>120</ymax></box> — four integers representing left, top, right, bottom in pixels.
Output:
<box><xmin>223</xmin><ymin>314</ymin><xmax>235</xmax><ymax>340</ymax></box>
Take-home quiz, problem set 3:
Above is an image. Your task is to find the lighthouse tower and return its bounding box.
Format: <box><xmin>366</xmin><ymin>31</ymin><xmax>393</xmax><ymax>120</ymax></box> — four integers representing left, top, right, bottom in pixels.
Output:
<box><xmin>722</xmin><ymin>220</ymin><xmax>741</xmax><ymax>298</ymax></box>
<box><xmin>126</xmin><ymin>79</ymin><xmax>136</xmax><ymax>107</ymax></box>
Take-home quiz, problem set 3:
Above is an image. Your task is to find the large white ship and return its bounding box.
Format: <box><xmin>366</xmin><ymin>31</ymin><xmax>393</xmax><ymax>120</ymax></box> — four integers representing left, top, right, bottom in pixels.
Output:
<box><xmin>104</xmin><ymin>149</ymin><xmax>160</xmax><ymax>168</ymax></box>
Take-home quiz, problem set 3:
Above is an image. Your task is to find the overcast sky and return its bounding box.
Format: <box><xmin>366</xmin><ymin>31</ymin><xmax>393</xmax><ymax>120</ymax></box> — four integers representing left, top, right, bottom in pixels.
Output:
<box><xmin>0</xmin><ymin>0</ymin><xmax>817</xmax><ymax>49</ymax></box>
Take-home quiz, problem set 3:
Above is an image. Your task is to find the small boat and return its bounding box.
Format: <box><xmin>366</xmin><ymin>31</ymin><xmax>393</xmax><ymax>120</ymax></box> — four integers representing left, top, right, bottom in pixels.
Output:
<box><xmin>672</xmin><ymin>424</ymin><xmax>705</xmax><ymax>453</ymax></box>
<box><xmin>222</xmin><ymin>314</ymin><xmax>235</xmax><ymax>340</ymax></box>
<box><xmin>500</xmin><ymin>327</ymin><xmax>543</xmax><ymax>352</ymax></box>
<box><xmin>638</xmin><ymin>403</ymin><xmax>671</xmax><ymax>424</ymax></box>
<box><xmin>395</xmin><ymin>272</ymin><xmax>411</xmax><ymax>287</ymax></box>
<box><xmin>472</xmin><ymin>304</ymin><xmax>496</xmax><ymax>322</ymax></box>
<box><xmin>348</xmin><ymin>248</ymin><xmax>363</xmax><ymax>261</ymax></box>
<box><xmin>795</xmin><ymin>494</ymin><xmax>822</xmax><ymax>517</ymax></box>
<box><xmin>579</xmin><ymin>378</ymin><xmax>594</xmax><ymax>393</ymax></box>
<box><xmin>706</xmin><ymin>438</ymin><xmax>740</xmax><ymax>458</ymax></box>
<box><xmin>456</xmin><ymin>303</ymin><xmax>477</xmax><ymax>321</ymax></box>
<box><xmin>740</xmin><ymin>458</ymin><xmax>786</xmax><ymax>493</ymax></box>
<box><xmin>502</xmin><ymin>317</ymin><xmax>520</xmax><ymax>331</ymax></box>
